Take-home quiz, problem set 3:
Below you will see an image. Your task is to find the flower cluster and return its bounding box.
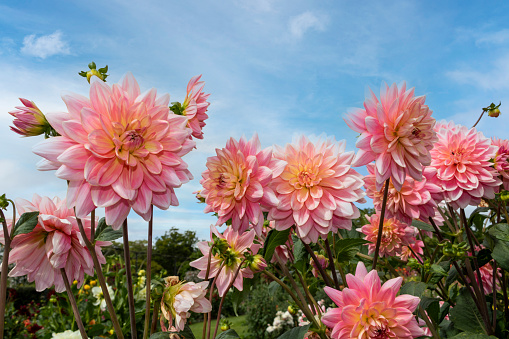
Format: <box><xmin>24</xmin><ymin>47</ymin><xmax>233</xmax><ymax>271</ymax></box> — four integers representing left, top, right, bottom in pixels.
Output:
<box><xmin>266</xmin><ymin>310</ymin><xmax>294</xmax><ymax>333</ymax></box>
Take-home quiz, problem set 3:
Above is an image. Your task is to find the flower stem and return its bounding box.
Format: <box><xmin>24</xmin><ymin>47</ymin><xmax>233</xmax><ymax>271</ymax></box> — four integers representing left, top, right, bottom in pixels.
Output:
<box><xmin>373</xmin><ymin>178</ymin><xmax>390</xmax><ymax>270</ymax></box>
<box><xmin>492</xmin><ymin>261</ymin><xmax>497</xmax><ymax>331</ymax></box>
<box><xmin>212</xmin><ymin>259</ymin><xmax>247</xmax><ymax>339</ymax></box>
<box><xmin>324</xmin><ymin>238</ymin><xmax>340</xmax><ymax>290</ymax></box>
<box><xmin>123</xmin><ymin>219</ymin><xmax>137</xmax><ymax>338</ymax></box>
<box><xmin>472</xmin><ymin>109</ymin><xmax>486</xmax><ymax>129</ymax></box>
<box><xmin>202</xmin><ymin>244</ymin><xmax>216</xmax><ymax>339</ymax></box>
<box><xmin>418</xmin><ymin>305</ymin><xmax>440</xmax><ymax>339</ymax></box>
<box><xmin>150</xmin><ymin>298</ymin><xmax>160</xmax><ymax>335</ymax></box>
<box><xmin>303</xmin><ymin>242</ymin><xmax>334</xmax><ymax>286</ymax></box>
<box><xmin>0</xmin><ymin>209</ymin><xmax>12</xmax><ymax>339</ymax></box>
<box><xmin>143</xmin><ymin>206</ymin><xmax>154</xmax><ymax>339</ymax></box>
<box><xmin>76</xmin><ymin>217</ymin><xmax>124</xmax><ymax>339</ymax></box>
<box><xmin>61</xmin><ymin>268</ymin><xmax>88</xmax><ymax>339</ymax></box>
<box><xmin>207</xmin><ymin>263</ymin><xmax>225</xmax><ymax>339</ymax></box>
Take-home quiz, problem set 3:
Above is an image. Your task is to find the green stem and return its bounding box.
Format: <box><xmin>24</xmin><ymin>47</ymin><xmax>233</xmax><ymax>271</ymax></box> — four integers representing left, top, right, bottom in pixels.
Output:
<box><xmin>418</xmin><ymin>305</ymin><xmax>440</xmax><ymax>339</ymax></box>
<box><xmin>61</xmin><ymin>269</ymin><xmax>88</xmax><ymax>339</ymax></box>
<box><xmin>143</xmin><ymin>206</ymin><xmax>154</xmax><ymax>339</ymax></box>
<box><xmin>123</xmin><ymin>219</ymin><xmax>137</xmax><ymax>338</ymax></box>
<box><xmin>0</xmin><ymin>209</ymin><xmax>11</xmax><ymax>339</ymax></box>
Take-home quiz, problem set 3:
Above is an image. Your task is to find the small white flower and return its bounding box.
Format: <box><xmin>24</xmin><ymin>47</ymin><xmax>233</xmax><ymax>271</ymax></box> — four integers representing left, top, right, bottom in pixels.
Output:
<box><xmin>52</xmin><ymin>330</ymin><xmax>89</xmax><ymax>339</ymax></box>
<box><xmin>92</xmin><ymin>284</ymin><xmax>114</xmax><ymax>311</ymax></box>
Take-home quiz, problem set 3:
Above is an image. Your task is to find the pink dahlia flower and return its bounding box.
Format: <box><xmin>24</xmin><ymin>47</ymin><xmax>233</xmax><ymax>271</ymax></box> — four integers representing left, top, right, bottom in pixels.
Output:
<box><xmin>190</xmin><ymin>226</ymin><xmax>260</xmax><ymax>297</ymax></box>
<box><xmin>492</xmin><ymin>138</ymin><xmax>509</xmax><ymax>190</ymax></box>
<box><xmin>200</xmin><ymin>135</ymin><xmax>285</xmax><ymax>234</ymax></box>
<box><xmin>0</xmin><ymin>194</ymin><xmax>109</xmax><ymax>292</ymax></box>
<box><xmin>430</xmin><ymin>122</ymin><xmax>501</xmax><ymax>209</ymax></box>
<box><xmin>182</xmin><ymin>75</ymin><xmax>210</xmax><ymax>139</ymax></box>
<box><xmin>359</xmin><ymin>213</ymin><xmax>416</xmax><ymax>258</ymax></box>
<box><xmin>364</xmin><ymin>163</ymin><xmax>442</xmax><ymax>224</ymax></box>
<box><xmin>400</xmin><ymin>239</ymin><xmax>424</xmax><ymax>262</ymax></box>
<box><xmin>322</xmin><ymin>261</ymin><xmax>425</xmax><ymax>338</ymax></box>
<box><xmin>345</xmin><ymin>82</ymin><xmax>437</xmax><ymax>191</ymax></box>
<box><xmin>10</xmin><ymin>98</ymin><xmax>51</xmax><ymax>137</ymax></box>
<box><xmin>476</xmin><ymin>262</ymin><xmax>501</xmax><ymax>295</ymax></box>
<box><xmin>160</xmin><ymin>276</ymin><xmax>212</xmax><ymax>332</ymax></box>
<box><xmin>32</xmin><ymin>74</ymin><xmax>195</xmax><ymax>229</ymax></box>
<box><xmin>268</xmin><ymin>136</ymin><xmax>365</xmax><ymax>244</ymax></box>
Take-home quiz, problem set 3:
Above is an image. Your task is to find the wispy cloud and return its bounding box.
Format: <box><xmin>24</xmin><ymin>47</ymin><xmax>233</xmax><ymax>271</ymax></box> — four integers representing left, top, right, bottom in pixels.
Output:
<box><xmin>21</xmin><ymin>30</ymin><xmax>70</xmax><ymax>59</ymax></box>
<box><xmin>476</xmin><ymin>28</ymin><xmax>509</xmax><ymax>45</ymax></box>
<box><xmin>447</xmin><ymin>53</ymin><xmax>509</xmax><ymax>90</ymax></box>
<box><xmin>288</xmin><ymin>11</ymin><xmax>328</xmax><ymax>38</ymax></box>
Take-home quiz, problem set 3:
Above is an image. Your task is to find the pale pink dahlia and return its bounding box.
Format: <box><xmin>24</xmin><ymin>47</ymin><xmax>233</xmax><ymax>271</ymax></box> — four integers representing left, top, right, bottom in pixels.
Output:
<box><xmin>400</xmin><ymin>239</ymin><xmax>424</xmax><ymax>262</ymax></box>
<box><xmin>182</xmin><ymin>75</ymin><xmax>210</xmax><ymax>139</ymax></box>
<box><xmin>200</xmin><ymin>135</ymin><xmax>284</xmax><ymax>234</ymax></box>
<box><xmin>345</xmin><ymin>82</ymin><xmax>437</xmax><ymax>191</ymax></box>
<box><xmin>492</xmin><ymin>138</ymin><xmax>509</xmax><ymax>190</ymax></box>
<box><xmin>321</xmin><ymin>262</ymin><xmax>425</xmax><ymax>339</ymax></box>
<box><xmin>0</xmin><ymin>194</ymin><xmax>109</xmax><ymax>292</ymax></box>
<box><xmin>32</xmin><ymin>74</ymin><xmax>195</xmax><ymax>229</ymax></box>
<box><xmin>190</xmin><ymin>226</ymin><xmax>261</xmax><ymax>297</ymax></box>
<box><xmin>364</xmin><ymin>164</ymin><xmax>442</xmax><ymax>224</ymax></box>
<box><xmin>359</xmin><ymin>213</ymin><xmax>416</xmax><ymax>258</ymax></box>
<box><xmin>429</xmin><ymin>122</ymin><xmax>501</xmax><ymax>209</ymax></box>
<box><xmin>160</xmin><ymin>276</ymin><xmax>212</xmax><ymax>332</ymax></box>
<box><xmin>476</xmin><ymin>262</ymin><xmax>501</xmax><ymax>295</ymax></box>
<box><xmin>10</xmin><ymin>98</ymin><xmax>52</xmax><ymax>137</ymax></box>
<box><xmin>268</xmin><ymin>136</ymin><xmax>365</xmax><ymax>244</ymax></box>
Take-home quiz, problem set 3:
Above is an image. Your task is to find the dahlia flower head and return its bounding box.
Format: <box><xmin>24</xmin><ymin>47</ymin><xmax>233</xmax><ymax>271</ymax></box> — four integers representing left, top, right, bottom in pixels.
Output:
<box><xmin>345</xmin><ymin>82</ymin><xmax>438</xmax><ymax>192</ymax></box>
<box><xmin>492</xmin><ymin>138</ymin><xmax>509</xmax><ymax>191</ymax></box>
<box><xmin>10</xmin><ymin>98</ymin><xmax>51</xmax><ymax>137</ymax></box>
<box><xmin>200</xmin><ymin>134</ymin><xmax>285</xmax><ymax>234</ymax></box>
<box><xmin>182</xmin><ymin>75</ymin><xmax>210</xmax><ymax>139</ymax></box>
<box><xmin>399</xmin><ymin>239</ymin><xmax>424</xmax><ymax>262</ymax></box>
<box><xmin>160</xmin><ymin>276</ymin><xmax>212</xmax><ymax>332</ymax></box>
<box><xmin>190</xmin><ymin>225</ymin><xmax>261</xmax><ymax>297</ymax></box>
<box><xmin>268</xmin><ymin>135</ymin><xmax>365</xmax><ymax>244</ymax></box>
<box><xmin>322</xmin><ymin>261</ymin><xmax>425</xmax><ymax>339</ymax></box>
<box><xmin>359</xmin><ymin>213</ymin><xmax>417</xmax><ymax>258</ymax></box>
<box><xmin>33</xmin><ymin>73</ymin><xmax>195</xmax><ymax>229</ymax></box>
<box><xmin>364</xmin><ymin>163</ymin><xmax>442</xmax><ymax>225</ymax></box>
<box><xmin>0</xmin><ymin>194</ymin><xmax>109</xmax><ymax>293</ymax></box>
<box><xmin>430</xmin><ymin>122</ymin><xmax>501</xmax><ymax>209</ymax></box>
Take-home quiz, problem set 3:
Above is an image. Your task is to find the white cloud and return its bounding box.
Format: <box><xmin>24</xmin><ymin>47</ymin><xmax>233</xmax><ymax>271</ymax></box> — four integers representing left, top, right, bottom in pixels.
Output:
<box><xmin>476</xmin><ymin>29</ymin><xmax>509</xmax><ymax>45</ymax></box>
<box><xmin>21</xmin><ymin>30</ymin><xmax>70</xmax><ymax>59</ymax></box>
<box><xmin>447</xmin><ymin>53</ymin><xmax>509</xmax><ymax>90</ymax></box>
<box><xmin>288</xmin><ymin>11</ymin><xmax>328</xmax><ymax>38</ymax></box>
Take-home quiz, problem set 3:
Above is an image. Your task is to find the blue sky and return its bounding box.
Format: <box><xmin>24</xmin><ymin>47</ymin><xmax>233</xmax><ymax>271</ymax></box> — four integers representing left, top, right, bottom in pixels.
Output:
<box><xmin>1</xmin><ymin>0</ymin><xmax>509</xmax><ymax>241</ymax></box>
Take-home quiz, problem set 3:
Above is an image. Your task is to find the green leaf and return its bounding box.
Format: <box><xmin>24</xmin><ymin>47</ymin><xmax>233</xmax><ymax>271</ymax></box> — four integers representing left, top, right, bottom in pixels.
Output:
<box><xmin>231</xmin><ymin>278</ymin><xmax>251</xmax><ymax>316</ymax></box>
<box><xmin>491</xmin><ymin>238</ymin><xmax>509</xmax><ymax>272</ymax></box>
<box><xmin>277</xmin><ymin>325</ymin><xmax>310</xmax><ymax>339</ymax></box>
<box><xmin>400</xmin><ymin>281</ymin><xmax>427</xmax><ymax>298</ymax></box>
<box><xmin>268</xmin><ymin>280</ymin><xmax>282</xmax><ymax>296</ymax></box>
<box><xmin>292</xmin><ymin>235</ymin><xmax>306</xmax><ymax>263</ymax></box>
<box><xmin>488</xmin><ymin>223</ymin><xmax>509</xmax><ymax>242</ymax></box>
<box><xmin>149</xmin><ymin>333</ymin><xmax>171</xmax><ymax>339</ymax></box>
<box><xmin>411</xmin><ymin>219</ymin><xmax>435</xmax><ymax>232</ymax></box>
<box><xmin>94</xmin><ymin>217</ymin><xmax>123</xmax><ymax>242</ymax></box>
<box><xmin>215</xmin><ymin>329</ymin><xmax>240</xmax><ymax>338</ymax></box>
<box><xmin>449</xmin><ymin>288</ymin><xmax>487</xmax><ymax>334</ymax></box>
<box><xmin>12</xmin><ymin>211</ymin><xmax>39</xmax><ymax>237</ymax></box>
<box><xmin>263</xmin><ymin>228</ymin><xmax>291</xmax><ymax>262</ymax></box>
<box><xmin>420</xmin><ymin>296</ymin><xmax>440</xmax><ymax>324</ymax></box>
<box><xmin>150</xmin><ymin>325</ymin><xmax>197</xmax><ymax>338</ymax></box>
<box><xmin>335</xmin><ymin>238</ymin><xmax>369</xmax><ymax>263</ymax></box>
<box><xmin>430</xmin><ymin>264</ymin><xmax>448</xmax><ymax>277</ymax></box>
<box><xmin>476</xmin><ymin>248</ymin><xmax>492</xmax><ymax>268</ymax></box>
<box><xmin>449</xmin><ymin>333</ymin><xmax>497</xmax><ymax>339</ymax></box>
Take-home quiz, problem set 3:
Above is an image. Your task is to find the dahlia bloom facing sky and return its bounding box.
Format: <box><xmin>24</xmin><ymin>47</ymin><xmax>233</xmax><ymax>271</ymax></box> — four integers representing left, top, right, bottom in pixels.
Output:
<box><xmin>200</xmin><ymin>135</ymin><xmax>285</xmax><ymax>234</ymax></box>
<box><xmin>364</xmin><ymin>163</ymin><xmax>442</xmax><ymax>225</ymax></box>
<box><xmin>33</xmin><ymin>73</ymin><xmax>195</xmax><ymax>229</ymax></box>
<box><xmin>345</xmin><ymin>82</ymin><xmax>437</xmax><ymax>192</ymax></box>
<box><xmin>322</xmin><ymin>262</ymin><xmax>425</xmax><ymax>339</ymax></box>
<box><xmin>0</xmin><ymin>194</ymin><xmax>109</xmax><ymax>293</ymax></box>
<box><xmin>430</xmin><ymin>122</ymin><xmax>501</xmax><ymax>209</ymax></box>
<box><xmin>359</xmin><ymin>213</ymin><xmax>417</xmax><ymax>258</ymax></box>
<box><xmin>268</xmin><ymin>136</ymin><xmax>365</xmax><ymax>244</ymax></box>
<box><xmin>190</xmin><ymin>225</ymin><xmax>261</xmax><ymax>297</ymax></box>
<box><xmin>492</xmin><ymin>138</ymin><xmax>509</xmax><ymax>191</ymax></box>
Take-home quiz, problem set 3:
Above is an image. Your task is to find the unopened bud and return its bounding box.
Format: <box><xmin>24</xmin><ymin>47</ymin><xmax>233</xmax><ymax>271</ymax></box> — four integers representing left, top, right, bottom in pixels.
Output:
<box><xmin>248</xmin><ymin>254</ymin><xmax>267</xmax><ymax>273</ymax></box>
<box><xmin>9</xmin><ymin>98</ymin><xmax>55</xmax><ymax>137</ymax></box>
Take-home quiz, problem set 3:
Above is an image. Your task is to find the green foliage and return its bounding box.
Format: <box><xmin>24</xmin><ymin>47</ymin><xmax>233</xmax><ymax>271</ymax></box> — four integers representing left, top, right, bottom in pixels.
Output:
<box><xmin>215</xmin><ymin>329</ymin><xmax>240</xmax><ymax>338</ymax></box>
<box><xmin>276</xmin><ymin>324</ymin><xmax>310</xmax><ymax>339</ymax></box>
<box><xmin>12</xmin><ymin>211</ymin><xmax>39</xmax><ymax>237</ymax></box>
<box><xmin>94</xmin><ymin>217</ymin><xmax>123</xmax><ymax>242</ymax></box>
<box><xmin>263</xmin><ymin>228</ymin><xmax>291</xmax><ymax>262</ymax></box>
<box><xmin>400</xmin><ymin>281</ymin><xmax>427</xmax><ymax>298</ymax></box>
<box><xmin>450</xmin><ymin>288</ymin><xmax>489</xmax><ymax>334</ymax></box>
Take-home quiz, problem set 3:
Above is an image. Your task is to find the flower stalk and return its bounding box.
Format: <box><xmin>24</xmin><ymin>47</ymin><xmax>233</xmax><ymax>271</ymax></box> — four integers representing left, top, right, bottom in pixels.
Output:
<box><xmin>143</xmin><ymin>206</ymin><xmax>154</xmax><ymax>339</ymax></box>
<box><xmin>60</xmin><ymin>268</ymin><xmax>88</xmax><ymax>339</ymax></box>
<box><xmin>123</xmin><ymin>219</ymin><xmax>137</xmax><ymax>338</ymax></box>
<box><xmin>303</xmin><ymin>242</ymin><xmax>334</xmax><ymax>286</ymax></box>
<box><xmin>372</xmin><ymin>178</ymin><xmax>390</xmax><ymax>269</ymax></box>
<box><xmin>324</xmin><ymin>238</ymin><xmax>340</xmax><ymax>290</ymax></box>
<box><xmin>0</xmin><ymin>209</ymin><xmax>12</xmax><ymax>339</ymax></box>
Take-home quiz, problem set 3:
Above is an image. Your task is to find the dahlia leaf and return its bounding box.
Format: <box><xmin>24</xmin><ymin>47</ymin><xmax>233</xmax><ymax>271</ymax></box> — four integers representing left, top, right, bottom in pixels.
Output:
<box><xmin>491</xmin><ymin>239</ymin><xmax>509</xmax><ymax>272</ymax></box>
<box><xmin>12</xmin><ymin>211</ymin><xmax>39</xmax><ymax>237</ymax></box>
<box><xmin>400</xmin><ymin>281</ymin><xmax>426</xmax><ymax>298</ymax></box>
<box><xmin>215</xmin><ymin>329</ymin><xmax>240</xmax><ymax>338</ymax></box>
<box><xmin>276</xmin><ymin>324</ymin><xmax>310</xmax><ymax>339</ymax></box>
<box><xmin>411</xmin><ymin>219</ymin><xmax>435</xmax><ymax>232</ymax></box>
<box><xmin>94</xmin><ymin>217</ymin><xmax>123</xmax><ymax>242</ymax></box>
<box><xmin>450</xmin><ymin>288</ymin><xmax>488</xmax><ymax>334</ymax></box>
<box><xmin>263</xmin><ymin>228</ymin><xmax>292</xmax><ymax>262</ymax></box>
<box><xmin>231</xmin><ymin>278</ymin><xmax>252</xmax><ymax>316</ymax></box>
<box><xmin>420</xmin><ymin>296</ymin><xmax>440</xmax><ymax>325</ymax></box>
<box><xmin>334</xmin><ymin>238</ymin><xmax>369</xmax><ymax>263</ymax></box>
<box><xmin>449</xmin><ymin>333</ymin><xmax>497</xmax><ymax>339</ymax></box>
<box><xmin>488</xmin><ymin>223</ymin><xmax>509</xmax><ymax>242</ymax></box>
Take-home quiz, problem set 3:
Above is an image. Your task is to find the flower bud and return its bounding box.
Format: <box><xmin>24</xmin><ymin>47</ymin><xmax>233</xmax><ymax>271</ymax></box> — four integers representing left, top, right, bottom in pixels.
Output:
<box><xmin>247</xmin><ymin>254</ymin><xmax>267</xmax><ymax>273</ymax></box>
<box><xmin>488</xmin><ymin>108</ymin><xmax>501</xmax><ymax>117</ymax></box>
<box><xmin>9</xmin><ymin>98</ymin><xmax>53</xmax><ymax>137</ymax></box>
<box><xmin>310</xmin><ymin>252</ymin><xmax>329</xmax><ymax>278</ymax></box>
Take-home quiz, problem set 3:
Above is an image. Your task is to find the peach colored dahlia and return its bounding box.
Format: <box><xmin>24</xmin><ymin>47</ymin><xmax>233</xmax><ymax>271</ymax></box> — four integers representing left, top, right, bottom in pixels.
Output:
<box><xmin>182</xmin><ymin>75</ymin><xmax>210</xmax><ymax>139</ymax></box>
<box><xmin>492</xmin><ymin>138</ymin><xmax>509</xmax><ymax>190</ymax></box>
<box><xmin>430</xmin><ymin>122</ymin><xmax>501</xmax><ymax>209</ymax></box>
<box><xmin>268</xmin><ymin>136</ymin><xmax>365</xmax><ymax>244</ymax></box>
<box><xmin>322</xmin><ymin>262</ymin><xmax>425</xmax><ymax>339</ymax></box>
<box><xmin>189</xmin><ymin>225</ymin><xmax>262</xmax><ymax>297</ymax></box>
<box><xmin>200</xmin><ymin>135</ymin><xmax>285</xmax><ymax>234</ymax></box>
<box><xmin>364</xmin><ymin>164</ymin><xmax>442</xmax><ymax>224</ymax></box>
<box><xmin>32</xmin><ymin>74</ymin><xmax>195</xmax><ymax>229</ymax></box>
<box><xmin>0</xmin><ymin>194</ymin><xmax>109</xmax><ymax>292</ymax></box>
<box><xmin>359</xmin><ymin>213</ymin><xmax>416</xmax><ymax>258</ymax></box>
<box><xmin>345</xmin><ymin>82</ymin><xmax>437</xmax><ymax>191</ymax></box>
